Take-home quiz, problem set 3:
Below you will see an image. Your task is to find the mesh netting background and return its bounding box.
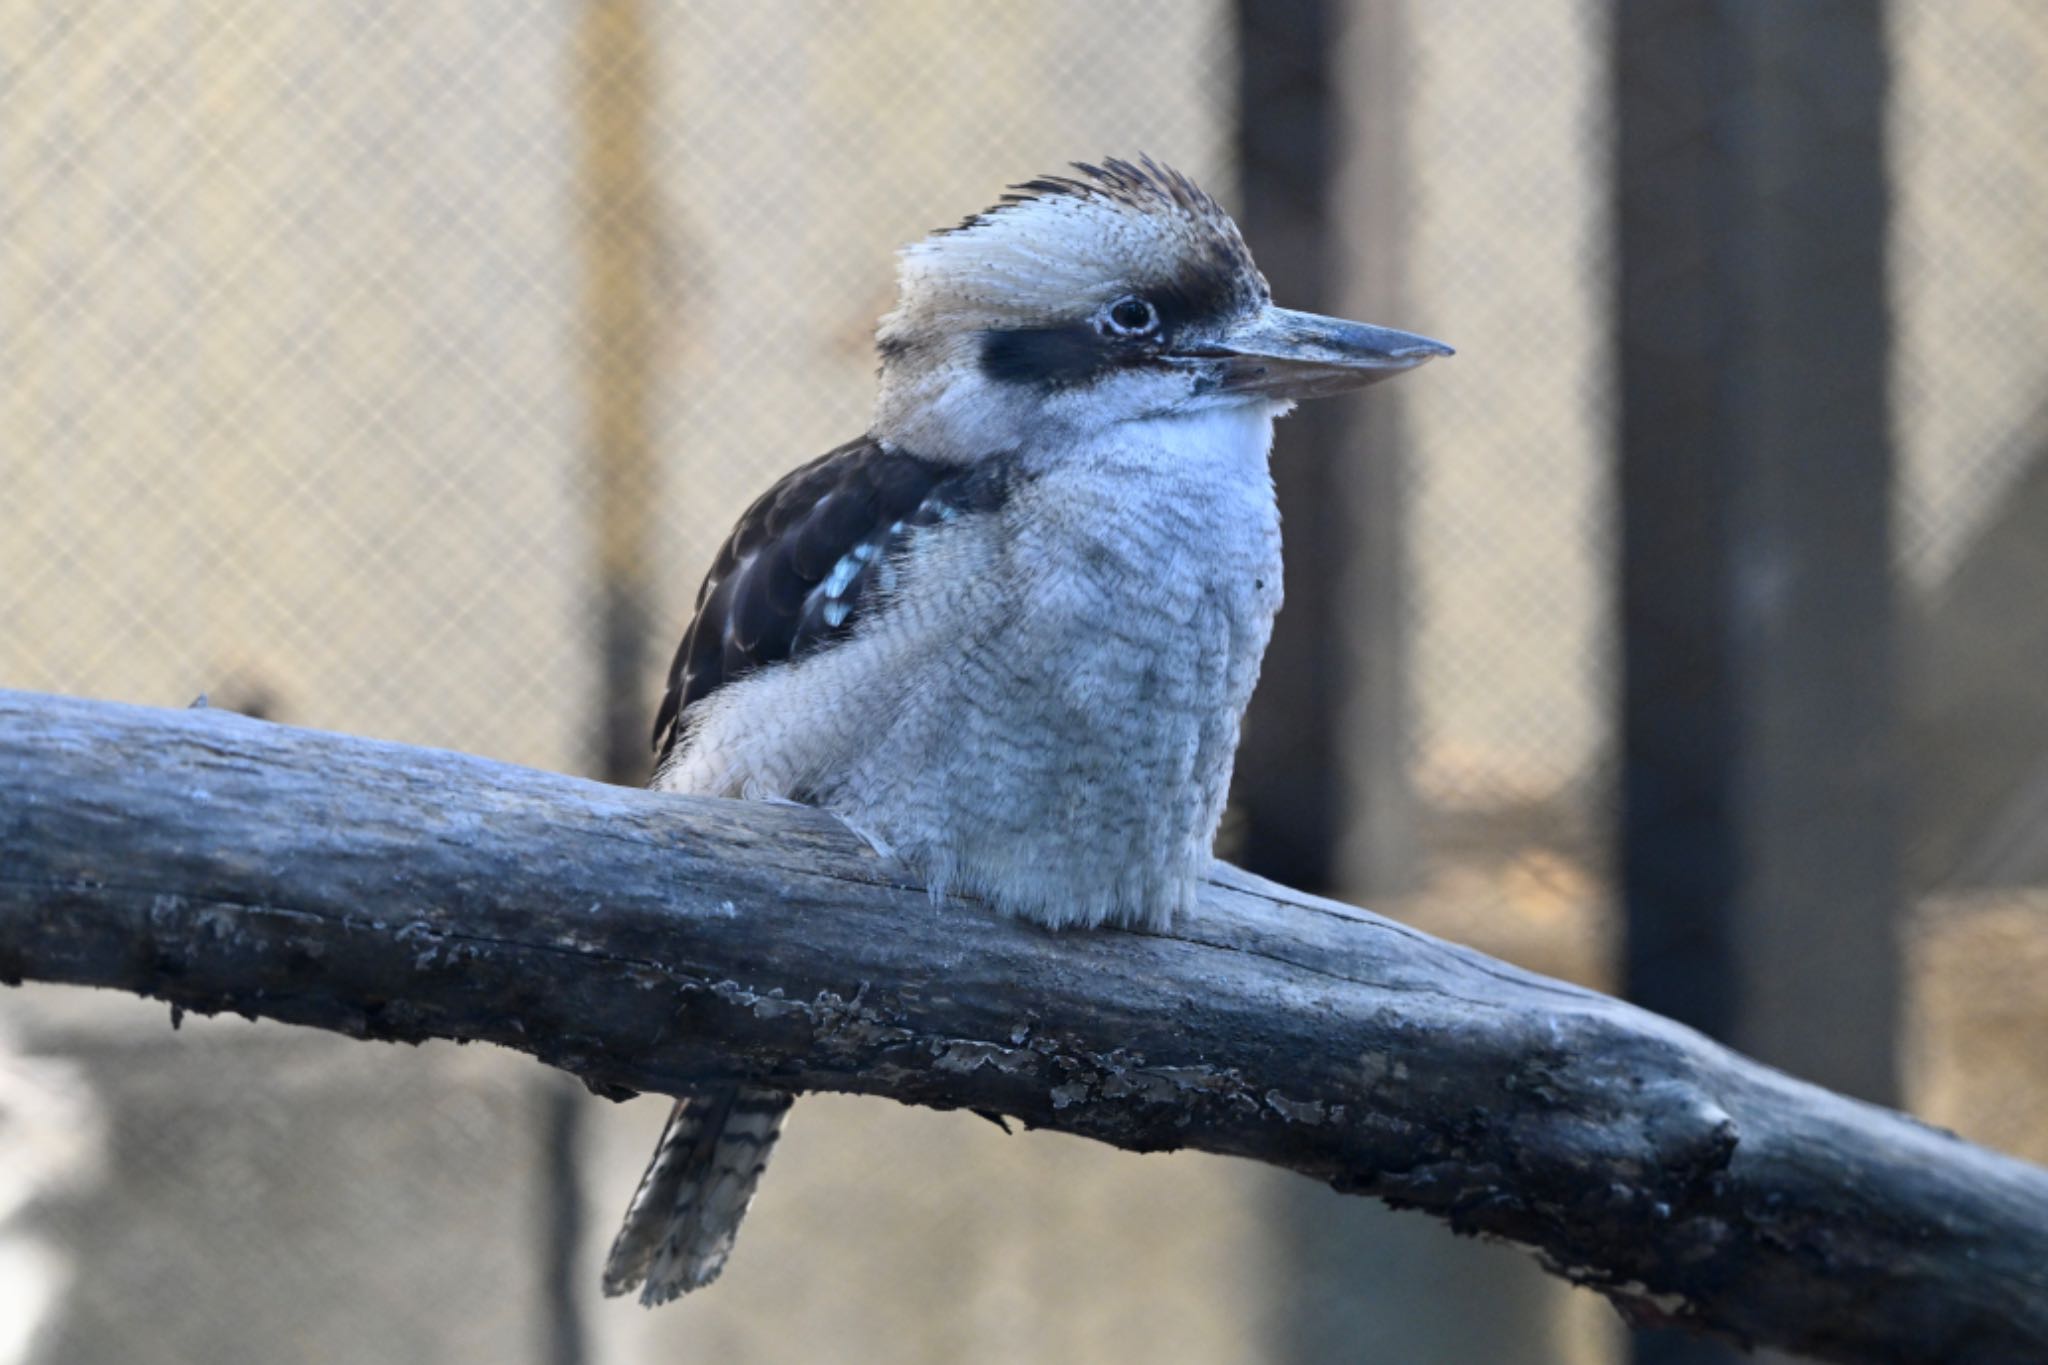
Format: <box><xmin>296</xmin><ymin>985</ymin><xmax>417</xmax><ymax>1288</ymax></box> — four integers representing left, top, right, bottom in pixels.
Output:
<box><xmin>3</xmin><ymin>3</ymin><xmax>2044</xmax><ymax>1362</ymax></box>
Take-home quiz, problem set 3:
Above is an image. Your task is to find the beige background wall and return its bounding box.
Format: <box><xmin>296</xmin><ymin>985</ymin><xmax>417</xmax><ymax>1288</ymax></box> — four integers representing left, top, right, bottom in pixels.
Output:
<box><xmin>3</xmin><ymin>3</ymin><xmax>2044</xmax><ymax>1363</ymax></box>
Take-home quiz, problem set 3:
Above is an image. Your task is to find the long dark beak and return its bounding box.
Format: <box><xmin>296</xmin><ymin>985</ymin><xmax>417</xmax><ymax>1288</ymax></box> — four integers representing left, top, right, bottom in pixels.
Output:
<box><xmin>1178</xmin><ymin>306</ymin><xmax>1453</xmax><ymax>401</ymax></box>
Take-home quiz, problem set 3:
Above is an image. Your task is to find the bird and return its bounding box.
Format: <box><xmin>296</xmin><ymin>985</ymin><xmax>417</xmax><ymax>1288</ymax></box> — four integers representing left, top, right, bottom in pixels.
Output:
<box><xmin>600</xmin><ymin>157</ymin><xmax>1450</xmax><ymax>1306</ymax></box>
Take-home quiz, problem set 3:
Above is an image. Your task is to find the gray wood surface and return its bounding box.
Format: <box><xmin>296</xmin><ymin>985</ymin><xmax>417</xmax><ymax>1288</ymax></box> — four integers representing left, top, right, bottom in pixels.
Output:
<box><xmin>2</xmin><ymin>688</ymin><xmax>2044</xmax><ymax>1363</ymax></box>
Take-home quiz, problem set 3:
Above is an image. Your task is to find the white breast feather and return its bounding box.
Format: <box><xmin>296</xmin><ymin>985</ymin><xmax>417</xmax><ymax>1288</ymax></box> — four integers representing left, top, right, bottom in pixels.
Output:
<box><xmin>659</xmin><ymin>401</ymin><xmax>1283</xmax><ymax>931</ymax></box>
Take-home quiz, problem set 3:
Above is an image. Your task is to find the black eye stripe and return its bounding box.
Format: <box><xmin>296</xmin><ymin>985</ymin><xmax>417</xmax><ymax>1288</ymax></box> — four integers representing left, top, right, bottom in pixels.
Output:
<box><xmin>975</xmin><ymin>254</ymin><xmax>1267</xmax><ymax>390</ymax></box>
<box><xmin>979</xmin><ymin>324</ymin><xmax>1121</xmax><ymax>389</ymax></box>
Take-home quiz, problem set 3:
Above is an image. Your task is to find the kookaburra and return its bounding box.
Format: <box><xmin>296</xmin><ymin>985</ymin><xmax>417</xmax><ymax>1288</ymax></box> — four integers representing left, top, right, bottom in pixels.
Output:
<box><xmin>602</xmin><ymin>157</ymin><xmax>1449</xmax><ymax>1305</ymax></box>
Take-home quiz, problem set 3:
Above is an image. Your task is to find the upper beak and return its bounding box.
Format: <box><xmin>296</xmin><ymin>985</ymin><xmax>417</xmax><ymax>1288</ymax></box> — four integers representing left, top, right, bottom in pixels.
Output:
<box><xmin>1175</xmin><ymin>306</ymin><xmax>1453</xmax><ymax>401</ymax></box>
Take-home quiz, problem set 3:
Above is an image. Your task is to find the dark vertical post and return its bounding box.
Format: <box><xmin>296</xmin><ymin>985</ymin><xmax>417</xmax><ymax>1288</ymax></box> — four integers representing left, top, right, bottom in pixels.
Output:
<box><xmin>1332</xmin><ymin>0</ymin><xmax>1420</xmax><ymax>898</ymax></box>
<box><xmin>560</xmin><ymin>2</ymin><xmax>667</xmax><ymax>1360</ymax></box>
<box><xmin>577</xmin><ymin>0</ymin><xmax>663</xmax><ymax>794</ymax></box>
<box><xmin>1246</xmin><ymin>7</ymin><xmax>1562</xmax><ymax>1364</ymax></box>
<box><xmin>537</xmin><ymin>1069</ymin><xmax>589</xmax><ymax>1365</ymax></box>
<box><xmin>1617</xmin><ymin>5</ymin><xmax>1899</xmax><ymax>1362</ymax></box>
<box><xmin>1234</xmin><ymin>0</ymin><xmax>1416</xmax><ymax>895</ymax></box>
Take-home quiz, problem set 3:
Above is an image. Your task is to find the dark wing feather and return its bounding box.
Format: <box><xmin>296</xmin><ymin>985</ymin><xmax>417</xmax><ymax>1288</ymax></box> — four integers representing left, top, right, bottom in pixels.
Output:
<box><xmin>651</xmin><ymin>436</ymin><xmax>1005</xmax><ymax>767</ymax></box>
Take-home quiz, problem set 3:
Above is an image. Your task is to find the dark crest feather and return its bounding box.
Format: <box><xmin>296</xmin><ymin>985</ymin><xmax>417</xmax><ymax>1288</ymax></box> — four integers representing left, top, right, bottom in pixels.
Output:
<box><xmin>941</xmin><ymin>154</ymin><xmax>1236</xmax><ymax>238</ymax></box>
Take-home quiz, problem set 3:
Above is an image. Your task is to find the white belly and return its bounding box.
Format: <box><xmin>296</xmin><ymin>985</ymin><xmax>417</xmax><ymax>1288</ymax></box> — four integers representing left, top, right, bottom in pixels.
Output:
<box><xmin>664</xmin><ymin>403</ymin><xmax>1284</xmax><ymax>930</ymax></box>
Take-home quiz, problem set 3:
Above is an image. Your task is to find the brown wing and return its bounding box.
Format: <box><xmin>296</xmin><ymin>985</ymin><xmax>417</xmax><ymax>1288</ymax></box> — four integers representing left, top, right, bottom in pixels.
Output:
<box><xmin>651</xmin><ymin>435</ymin><xmax>1007</xmax><ymax>768</ymax></box>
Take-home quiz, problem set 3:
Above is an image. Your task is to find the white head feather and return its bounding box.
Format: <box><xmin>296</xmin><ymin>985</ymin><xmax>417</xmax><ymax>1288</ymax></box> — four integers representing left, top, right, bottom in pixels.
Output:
<box><xmin>872</xmin><ymin>158</ymin><xmax>1273</xmax><ymax>459</ymax></box>
<box><xmin>881</xmin><ymin>158</ymin><xmax>1265</xmax><ymax>335</ymax></box>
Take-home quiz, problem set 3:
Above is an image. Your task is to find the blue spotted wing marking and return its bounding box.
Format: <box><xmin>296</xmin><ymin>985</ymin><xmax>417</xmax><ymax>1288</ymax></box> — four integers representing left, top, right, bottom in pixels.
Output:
<box><xmin>652</xmin><ymin>436</ymin><xmax>1008</xmax><ymax>767</ymax></box>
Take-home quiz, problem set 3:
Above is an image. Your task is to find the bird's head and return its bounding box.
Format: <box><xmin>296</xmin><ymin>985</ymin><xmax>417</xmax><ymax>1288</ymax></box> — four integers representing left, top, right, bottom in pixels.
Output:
<box><xmin>872</xmin><ymin>157</ymin><xmax>1450</xmax><ymax>458</ymax></box>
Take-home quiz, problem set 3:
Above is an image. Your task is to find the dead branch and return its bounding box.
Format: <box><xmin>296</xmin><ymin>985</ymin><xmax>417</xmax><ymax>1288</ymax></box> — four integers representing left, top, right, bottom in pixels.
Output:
<box><xmin>2</xmin><ymin>688</ymin><xmax>2044</xmax><ymax>1363</ymax></box>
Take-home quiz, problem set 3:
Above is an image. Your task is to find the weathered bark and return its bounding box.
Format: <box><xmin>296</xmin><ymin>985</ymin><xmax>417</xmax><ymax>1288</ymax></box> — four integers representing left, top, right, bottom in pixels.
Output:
<box><xmin>1</xmin><ymin>689</ymin><xmax>2044</xmax><ymax>1363</ymax></box>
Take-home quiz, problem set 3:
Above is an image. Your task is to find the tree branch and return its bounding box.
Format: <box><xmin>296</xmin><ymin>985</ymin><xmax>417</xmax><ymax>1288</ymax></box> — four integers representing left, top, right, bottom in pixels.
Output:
<box><xmin>2</xmin><ymin>689</ymin><xmax>2043</xmax><ymax>1363</ymax></box>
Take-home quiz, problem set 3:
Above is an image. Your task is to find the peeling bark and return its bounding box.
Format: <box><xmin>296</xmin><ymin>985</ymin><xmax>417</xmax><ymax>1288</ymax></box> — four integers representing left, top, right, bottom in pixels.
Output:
<box><xmin>2</xmin><ymin>689</ymin><xmax>2045</xmax><ymax>1363</ymax></box>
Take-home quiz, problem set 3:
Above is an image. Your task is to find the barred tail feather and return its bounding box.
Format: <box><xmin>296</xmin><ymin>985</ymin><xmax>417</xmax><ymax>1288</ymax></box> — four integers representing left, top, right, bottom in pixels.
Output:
<box><xmin>602</xmin><ymin>1085</ymin><xmax>794</xmax><ymax>1306</ymax></box>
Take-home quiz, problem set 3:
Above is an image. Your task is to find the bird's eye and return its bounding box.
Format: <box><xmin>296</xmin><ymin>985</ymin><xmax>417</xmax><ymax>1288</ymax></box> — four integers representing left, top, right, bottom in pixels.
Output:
<box><xmin>1101</xmin><ymin>296</ymin><xmax>1159</xmax><ymax>337</ymax></box>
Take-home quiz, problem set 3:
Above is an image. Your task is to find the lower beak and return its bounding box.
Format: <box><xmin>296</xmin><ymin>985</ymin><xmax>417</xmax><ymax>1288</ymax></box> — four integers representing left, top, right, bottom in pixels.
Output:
<box><xmin>1177</xmin><ymin>306</ymin><xmax>1453</xmax><ymax>401</ymax></box>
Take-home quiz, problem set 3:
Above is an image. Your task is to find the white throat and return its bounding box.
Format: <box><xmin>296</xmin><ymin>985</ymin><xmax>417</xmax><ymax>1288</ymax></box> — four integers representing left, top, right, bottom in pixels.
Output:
<box><xmin>1017</xmin><ymin>395</ymin><xmax>1281</xmax><ymax>484</ymax></box>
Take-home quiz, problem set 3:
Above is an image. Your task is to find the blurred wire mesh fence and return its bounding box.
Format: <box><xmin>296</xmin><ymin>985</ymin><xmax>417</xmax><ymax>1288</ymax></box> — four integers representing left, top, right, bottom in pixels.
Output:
<box><xmin>1</xmin><ymin>3</ymin><xmax>2044</xmax><ymax>1363</ymax></box>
